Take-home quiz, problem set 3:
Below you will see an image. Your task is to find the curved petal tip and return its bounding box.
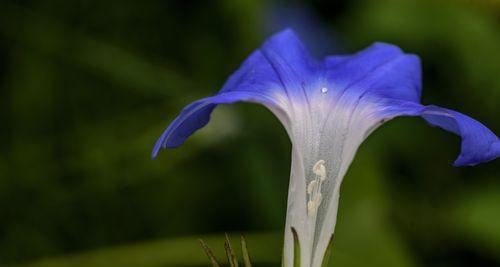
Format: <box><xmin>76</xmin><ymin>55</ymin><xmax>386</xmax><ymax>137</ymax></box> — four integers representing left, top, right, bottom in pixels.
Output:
<box><xmin>452</xmin><ymin>140</ymin><xmax>500</xmax><ymax>167</ymax></box>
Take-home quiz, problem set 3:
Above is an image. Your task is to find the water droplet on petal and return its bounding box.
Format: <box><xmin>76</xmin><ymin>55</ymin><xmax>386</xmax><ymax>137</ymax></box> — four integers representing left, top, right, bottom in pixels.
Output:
<box><xmin>321</xmin><ymin>87</ymin><xmax>328</xmax><ymax>93</ymax></box>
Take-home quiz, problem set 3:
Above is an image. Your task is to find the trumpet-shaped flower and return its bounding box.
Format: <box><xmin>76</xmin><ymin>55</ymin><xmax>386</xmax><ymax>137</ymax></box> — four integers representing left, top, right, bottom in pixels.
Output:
<box><xmin>152</xmin><ymin>29</ymin><xmax>500</xmax><ymax>267</ymax></box>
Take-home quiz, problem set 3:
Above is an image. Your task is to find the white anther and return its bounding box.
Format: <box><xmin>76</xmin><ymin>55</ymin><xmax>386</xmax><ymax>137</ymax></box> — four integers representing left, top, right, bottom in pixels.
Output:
<box><xmin>307</xmin><ymin>200</ymin><xmax>317</xmax><ymax>216</ymax></box>
<box><xmin>307</xmin><ymin>193</ymin><xmax>322</xmax><ymax>217</ymax></box>
<box><xmin>313</xmin><ymin>192</ymin><xmax>322</xmax><ymax>204</ymax></box>
<box><xmin>307</xmin><ymin>160</ymin><xmax>327</xmax><ymax>217</ymax></box>
<box><xmin>313</xmin><ymin>159</ymin><xmax>326</xmax><ymax>180</ymax></box>
<box><xmin>321</xmin><ymin>87</ymin><xmax>328</xmax><ymax>93</ymax></box>
<box><xmin>307</xmin><ymin>180</ymin><xmax>317</xmax><ymax>195</ymax></box>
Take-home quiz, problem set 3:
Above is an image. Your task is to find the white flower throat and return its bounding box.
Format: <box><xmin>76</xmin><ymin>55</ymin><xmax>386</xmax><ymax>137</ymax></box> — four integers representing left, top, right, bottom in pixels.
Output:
<box><xmin>307</xmin><ymin>159</ymin><xmax>327</xmax><ymax>217</ymax></box>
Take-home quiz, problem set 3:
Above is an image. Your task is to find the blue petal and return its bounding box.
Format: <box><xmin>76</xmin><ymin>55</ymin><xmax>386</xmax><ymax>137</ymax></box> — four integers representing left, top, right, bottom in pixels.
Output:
<box><xmin>421</xmin><ymin>106</ymin><xmax>500</xmax><ymax>166</ymax></box>
<box><xmin>152</xmin><ymin>91</ymin><xmax>278</xmax><ymax>157</ymax></box>
<box><xmin>152</xmin><ymin>99</ymin><xmax>216</xmax><ymax>156</ymax></box>
<box><xmin>152</xmin><ymin>29</ymin><xmax>315</xmax><ymax>157</ymax></box>
<box><xmin>152</xmin><ymin>52</ymin><xmax>280</xmax><ymax>157</ymax></box>
<box><xmin>325</xmin><ymin>43</ymin><xmax>422</xmax><ymax>103</ymax></box>
<box><xmin>260</xmin><ymin>29</ymin><xmax>319</xmax><ymax>92</ymax></box>
<box><xmin>379</xmin><ymin>100</ymin><xmax>500</xmax><ymax>166</ymax></box>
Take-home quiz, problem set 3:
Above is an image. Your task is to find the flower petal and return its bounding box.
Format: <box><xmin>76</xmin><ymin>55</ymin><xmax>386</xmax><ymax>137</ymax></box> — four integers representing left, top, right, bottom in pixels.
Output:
<box><xmin>152</xmin><ymin>49</ymin><xmax>283</xmax><ymax>157</ymax></box>
<box><xmin>379</xmin><ymin>100</ymin><xmax>500</xmax><ymax>166</ymax></box>
<box><xmin>260</xmin><ymin>28</ymin><xmax>320</xmax><ymax>94</ymax></box>
<box><xmin>421</xmin><ymin>106</ymin><xmax>500</xmax><ymax>166</ymax></box>
<box><xmin>325</xmin><ymin>43</ymin><xmax>422</xmax><ymax>103</ymax></box>
<box><xmin>153</xmin><ymin>29</ymin><xmax>322</xmax><ymax>157</ymax></box>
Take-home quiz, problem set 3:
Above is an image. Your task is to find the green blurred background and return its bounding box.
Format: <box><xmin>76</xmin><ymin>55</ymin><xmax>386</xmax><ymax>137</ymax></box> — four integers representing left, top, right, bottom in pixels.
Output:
<box><xmin>1</xmin><ymin>0</ymin><xmax>499</xmax><ymax>266</ymax></box>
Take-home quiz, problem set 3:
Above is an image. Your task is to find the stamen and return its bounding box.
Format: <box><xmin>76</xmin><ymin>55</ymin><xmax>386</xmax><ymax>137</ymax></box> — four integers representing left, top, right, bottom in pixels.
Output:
<box><xmin>307</xmin><ymin>200</ymin><xmax>317</xmax><ymax>216</ymax></box>
<box><xmin>307</xmin><ymin>160</ymin><xmax>328</xmax><ymax>217</ymax></box>
<box><xmin>312</xmin><ymin>160</ymin><xmax>326</xmax><ymax>180</ymax></box>
<box><xmin>307</xmin><ymin>180</ymin><xmax>317</xmax><ymax>195</ymax></box>
<box><xmin>321</xmin><ymin>87</ymin><xmax>328</xmax><ymax>94</ymax></box>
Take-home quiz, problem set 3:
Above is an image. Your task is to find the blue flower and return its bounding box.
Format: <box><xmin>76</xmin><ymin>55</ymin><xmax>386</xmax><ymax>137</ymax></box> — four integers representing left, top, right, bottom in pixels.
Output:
<box><xmin>152</xmin><ymin>29</ymin><xmax>499</xmax><ymax>267</ymax></box>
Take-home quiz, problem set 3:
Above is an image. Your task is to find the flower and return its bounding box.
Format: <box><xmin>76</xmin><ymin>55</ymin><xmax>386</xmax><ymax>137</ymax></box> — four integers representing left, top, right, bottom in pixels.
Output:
<box><xmin>152</xmin><ymin>29</ymin><xmax>499</xmax><ymax>267</ymax></box>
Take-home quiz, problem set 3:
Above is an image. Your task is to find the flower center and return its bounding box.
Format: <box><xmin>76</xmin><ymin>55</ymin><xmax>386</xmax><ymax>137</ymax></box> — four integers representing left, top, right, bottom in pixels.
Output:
<box><xmin>321</xmin><ymin>87</ymin><xmax>328</xmax><ymax>94</ymax></box>
<box><xmin>307</xmin><ymin>159</ymin><xmax>327</xmax><ymax>217</ymax></box>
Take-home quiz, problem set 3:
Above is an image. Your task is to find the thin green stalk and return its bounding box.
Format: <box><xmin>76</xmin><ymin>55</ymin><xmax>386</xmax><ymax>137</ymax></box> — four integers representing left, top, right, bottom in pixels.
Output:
<box><xmin>291</xmin><ymin>227</ymin><xmax>301</xmax><ymax>267</ymax></box>
<box><xmin>240</xmin><ymin>235</ymin><xmax>252</xmax><ymax>267</ymax></box>
<box><xmin>320</xmin><ymin>235</ymin><xmax>334</xmax><ymax>267</ymax></box>
<box><xmin>225</xmin><ymin>234</ymin><xmax>239</xmax><ymax>267</ymax></box>
<box><xmin>199</xmin><ymin>239</ymin><xmax>221</xmax><ymax>267</ymax></box>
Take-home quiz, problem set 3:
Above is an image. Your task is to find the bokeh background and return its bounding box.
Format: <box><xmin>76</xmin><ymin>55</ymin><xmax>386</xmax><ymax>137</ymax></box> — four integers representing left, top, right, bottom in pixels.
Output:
<box><xmin>1</xmin><ymin>0</ymin><xmax>499</xmax><ymax>266</ymax></box>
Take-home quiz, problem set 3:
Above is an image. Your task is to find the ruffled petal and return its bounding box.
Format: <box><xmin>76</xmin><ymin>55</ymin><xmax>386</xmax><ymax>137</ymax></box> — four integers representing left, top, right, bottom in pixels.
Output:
<box><xmin>421</xmin><ymin>106</ymin><xmax>500</xmax><ymax>166</ymax></box>
<box><xmin>325</xmin><ymin>43</ymin><xmax>422</xmax><ymax>103</ymax></box>
<box><xmin>153</xmin><ymin>29</ymin><xmax>322</xmax><ymax>157</ymax></box>
<box><xmin>260</xmin><ymin>29</ymin><xmax>320</xmax><ymax>93</ymax></box>
<box><xmin>152</xmin><ymin>49</ymin><xmax>283</xmax><ymax>157</ymax></box>
<box><xmin>378</xmin><ymin>100</ymin><xmax>500</xmax><ymax>166</ymax></box>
